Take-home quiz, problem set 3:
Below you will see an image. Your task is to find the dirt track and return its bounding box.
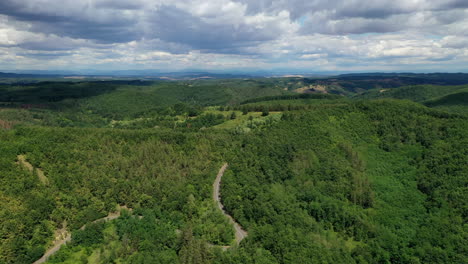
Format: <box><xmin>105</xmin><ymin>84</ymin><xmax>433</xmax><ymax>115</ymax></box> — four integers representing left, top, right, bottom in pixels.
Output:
<box><xmin>33</xmin><ymin>206</ymin><xmax>131</xmax><ymax>264</ymax></box>
<box><xmin>34</xmin><ymin>163</ymin><xmax>245</xmax><ymax>263</ymax></box>
<box><xmin>32</xmin><ymin>233</ymin><xmax>71</xmax><ymax>264</ymax></box>
<box><xmin>17</xmin><ymin>155</ymin><xmax>48</xmax><ymax>185</ymax></box>
<box><xmin>213</xmin><ymin>163</ymin><xmax>248</xmax><ymax>245</ymax></box>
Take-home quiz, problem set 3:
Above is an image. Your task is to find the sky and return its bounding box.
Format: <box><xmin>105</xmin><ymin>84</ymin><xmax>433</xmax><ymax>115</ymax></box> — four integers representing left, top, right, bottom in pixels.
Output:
<box><xmin>0</xmin><ymin>0</ymin><xmax>467</xmax><ymax>73</ymax></box>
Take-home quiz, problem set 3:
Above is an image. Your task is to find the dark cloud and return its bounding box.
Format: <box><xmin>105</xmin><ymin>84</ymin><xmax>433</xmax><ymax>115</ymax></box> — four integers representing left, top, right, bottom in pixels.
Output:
<box><xmin>31</xmin><ymin>20</ymin><xmax>140</xmax><ymax>44</ymax></box>
<box><xmin>238</xmin><ymin>0</ymin><xmax>412</xmax><ymax>19</ymax></box>
<box><xmin>0</xmin><ymin>0</ymin><xmax>288</xmax><ymax>50</ymax></box>
<box><xmin>440</xmin><ymin>0</ymin><xmax>468</xmax><ymax>9</ymax></box>
<box><xmin>18</xmin><ymin>40</ymin><xmax>81</xmax><ymax>51</ymax></box>
<box><xmin>0</xmin><ymin>1</ymin><xmax>71</xmax><ymax>23</ymax></box>
<box><xmin>299</xmin><ymin>16</ymin><xmax>404</xmax><ymax>35</ymax></box>
<box><xmin>18</xmin><ymin>38</ymin><xmax>113</xmax><ymax>51</ymax></box>
<box><xmin>0</xmin><ymin>0</ymin><xmax>141</xmax><ymax>43</ymax></box>
<box><xmin>94</xmin><ymin>0</ymin><xmax>146</xmax><ymax>10</ymax></box>
<box><xmin>16</xmin><ymin>51</ymin><xmax>75</xmax><ymax>59</ymax></box>
<box><xmin>146</xmin><ymin>5</ymin><xmax>283</xmax><ymax>51</ymax></box>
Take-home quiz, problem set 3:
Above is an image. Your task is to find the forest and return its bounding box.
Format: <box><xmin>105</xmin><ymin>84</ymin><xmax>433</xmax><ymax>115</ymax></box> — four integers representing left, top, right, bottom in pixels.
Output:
<box><xmin>0</xmin><ymin>75</ymin><xmax>466</xmax><ymax>264</ymax></box>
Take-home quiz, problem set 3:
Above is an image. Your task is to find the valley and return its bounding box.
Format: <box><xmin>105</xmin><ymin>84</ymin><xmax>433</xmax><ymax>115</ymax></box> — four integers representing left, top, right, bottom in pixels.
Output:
<box><xmin>0</xmin><ymin>73</ymin><xmax>466</xmax><ymax>264</ymax></box>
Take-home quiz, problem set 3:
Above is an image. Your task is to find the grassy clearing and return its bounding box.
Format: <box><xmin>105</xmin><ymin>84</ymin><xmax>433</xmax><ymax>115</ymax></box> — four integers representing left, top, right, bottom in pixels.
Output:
<box><xmin>208</xmin><ymin>110</ymin><xmax>282</xmax><ymax>130</ymax></box>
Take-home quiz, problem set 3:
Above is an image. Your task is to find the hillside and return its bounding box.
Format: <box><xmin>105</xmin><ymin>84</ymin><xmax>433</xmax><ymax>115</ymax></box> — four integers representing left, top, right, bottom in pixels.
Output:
<box><xmin>0</xmin><ymin>79</ymin><xmax>290</xmax><ymax>127</ymax></box>
<box><xmin>424</xmin><ymin>91</ymin><xmax>468</xmax><ymax>114</ymax></box>
<box><xmin>221</xmin><ymin>100</ymin><xmax>467</xmax><ymax>263</ymax></box>
<box><xmin>354</xmin><ymin>84</ymin><xmax>468</xmax><ymax>113</ymax></box>
<box><xmin>356</xmin><ymin>84</ymin><xmax>468</xmax><ymax>101</ymax></box>
<box><xmin>0</xmin><ymin>77</ymin><xmax>466</xmax><ymax>264</ymax></box>
<box><xmin>280</xmin><ymin>73</ymin><xmax>468</xmax><ymax>96</ymax></box>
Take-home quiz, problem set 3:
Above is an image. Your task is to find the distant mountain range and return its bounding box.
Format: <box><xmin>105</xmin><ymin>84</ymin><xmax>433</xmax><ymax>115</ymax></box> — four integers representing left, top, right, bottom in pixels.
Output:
<box><xmin>1</xmin><ymin>70</ymin><xmax>468</xmax><ymax>82</ymax></box>
<box><xmin>0</xmin><ymin>70</ymin><xmax>256</xmax><ymax>79</ymax></box>
<box><xmin>0</xmin><ymin>70</ymin><xmax>324</xmax><ymax>80</ymax></box>
<box><xmin>0</xmin><ymin>72</ymin><xmax>59</xmax><ymax>78</ymax></box>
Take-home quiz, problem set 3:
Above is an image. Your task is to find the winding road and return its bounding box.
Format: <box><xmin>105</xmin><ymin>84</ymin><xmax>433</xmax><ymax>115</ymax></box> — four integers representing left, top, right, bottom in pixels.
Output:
<box><xmin>34</xmin><ymin>164</ymin><xmax>245</xmax><ymax>263</ymax></box>
<box><xmin>213</xmin><ymin>163</ymin><xmax>248</xmax><ymax>245</ymax></box>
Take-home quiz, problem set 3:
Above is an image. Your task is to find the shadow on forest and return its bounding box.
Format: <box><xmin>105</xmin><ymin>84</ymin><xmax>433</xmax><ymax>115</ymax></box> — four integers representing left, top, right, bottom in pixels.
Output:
<box><xmin>0</xmin><ymin>81</ymin><xmax>153</xmax><ymax>105</ymax></box>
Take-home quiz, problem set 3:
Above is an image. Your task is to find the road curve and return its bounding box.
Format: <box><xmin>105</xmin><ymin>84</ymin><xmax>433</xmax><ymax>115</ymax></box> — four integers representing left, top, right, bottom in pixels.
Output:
<box><xmin>32</xmin><ymin>233</ymin><xmax>71</xmax><ymax>264</ymax></box>
<box><xmin>213</xmin><ymin>163</ymin><xmax>248</xmax><ymax>245</ymax></box>
<box><xmin>34</xmin><ymin>164</ymin><xmax>244</xmax><ymax>263</ymax></box>
<box><xmin>33</xmin><ymin>207</ymin><xmax>131</xmax><ymax>264</ymax></box>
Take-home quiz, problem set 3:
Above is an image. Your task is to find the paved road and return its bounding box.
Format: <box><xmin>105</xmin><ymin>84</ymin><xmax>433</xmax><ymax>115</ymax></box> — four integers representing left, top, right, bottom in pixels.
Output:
<box><xmin>213</xmin><ymin>163</ymin><xmax>248</xmax><ymax>245</ymax></box>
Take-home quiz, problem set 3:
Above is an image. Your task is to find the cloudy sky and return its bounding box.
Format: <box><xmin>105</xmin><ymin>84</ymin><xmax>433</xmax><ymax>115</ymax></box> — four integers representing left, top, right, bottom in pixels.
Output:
<box><xmin>0</xmin><ymin>0</ymin><xmax>467</xmax><ymax>72</ymax></box>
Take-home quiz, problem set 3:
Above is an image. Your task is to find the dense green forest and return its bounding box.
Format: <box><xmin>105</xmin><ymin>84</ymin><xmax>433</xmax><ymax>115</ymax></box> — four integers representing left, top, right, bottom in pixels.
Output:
<box><xmin>0</xmin><ymin>76</ymin><xmax>467</xmax><ymax>264</ymax></box>
<box><xmin>219</xmin><ymin>100</ymin><xmax>467</xmax><ymax>263</ymax></box>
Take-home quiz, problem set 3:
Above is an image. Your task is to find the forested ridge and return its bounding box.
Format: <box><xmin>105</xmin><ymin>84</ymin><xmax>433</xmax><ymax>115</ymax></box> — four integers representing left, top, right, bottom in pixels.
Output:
<box><xmin>220</xmin><ymin>100</ymin><xmax>467</xmax><ymax>263</ymax></box>
<box><xmin>0</xmin><ymin>78</ymin><xmax>467</xmax><ymax>264</ymax></box>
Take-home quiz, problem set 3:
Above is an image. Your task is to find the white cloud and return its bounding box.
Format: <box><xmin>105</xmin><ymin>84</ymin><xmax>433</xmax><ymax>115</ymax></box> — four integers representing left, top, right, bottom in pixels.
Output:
<box><xmin>300</xmin><ymin>54</ymin><xmax>327</xmax><ymax>59</ymax></box>
<box><xmin>0</xmin><ymin>0</ymin><xmax>467</xmax><ymax>71</ymax></box>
